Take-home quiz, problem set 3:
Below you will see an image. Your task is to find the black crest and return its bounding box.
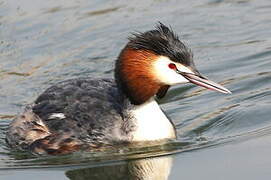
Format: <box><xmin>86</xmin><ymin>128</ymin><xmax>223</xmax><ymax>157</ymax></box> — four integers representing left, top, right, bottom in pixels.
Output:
<box><xmin>127</xmin><ymin>22</ymin><xmax>195</xmax><ymax>67</ymax></box>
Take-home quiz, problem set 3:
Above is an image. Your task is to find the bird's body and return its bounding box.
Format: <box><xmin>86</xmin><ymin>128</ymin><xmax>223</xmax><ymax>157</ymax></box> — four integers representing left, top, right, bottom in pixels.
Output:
<box><xmin>7</xmin><ymin>78</ymin><xmax>176</xmax><ymax>154</ymax></box>
<box><xmin>6</xmin><ymin>23</ymin><xmax>230</xmax><ymax>155</ymax></box>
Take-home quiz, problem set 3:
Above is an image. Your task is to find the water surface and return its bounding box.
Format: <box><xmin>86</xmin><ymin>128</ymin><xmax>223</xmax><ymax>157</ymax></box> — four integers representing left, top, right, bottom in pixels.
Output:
<box><xmin>1</xmin><ymin>0</ymin><xmax>271</xmax><ymax>179</ymax></box>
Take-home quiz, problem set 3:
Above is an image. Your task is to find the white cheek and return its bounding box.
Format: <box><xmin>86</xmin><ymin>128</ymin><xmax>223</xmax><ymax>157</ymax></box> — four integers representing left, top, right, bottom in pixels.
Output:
<box><xmin>153</xmin><ymin>56</ymin><xmax>193</xmax><ymax>85</ymax></box>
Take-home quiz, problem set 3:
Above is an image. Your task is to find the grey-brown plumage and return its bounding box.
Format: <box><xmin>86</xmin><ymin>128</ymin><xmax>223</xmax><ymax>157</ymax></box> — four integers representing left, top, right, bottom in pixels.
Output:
<box><xmin>7</xmin><ymin>78</ymin><xmax>137</xmax><ymax>154</ymax></box>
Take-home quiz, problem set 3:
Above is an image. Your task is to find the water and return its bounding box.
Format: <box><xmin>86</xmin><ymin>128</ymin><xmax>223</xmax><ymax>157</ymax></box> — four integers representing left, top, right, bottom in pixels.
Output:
<box><xmin>1</xmin><ymin>0</ymin><xmax>271</xmax><ymax>179</ymax></box>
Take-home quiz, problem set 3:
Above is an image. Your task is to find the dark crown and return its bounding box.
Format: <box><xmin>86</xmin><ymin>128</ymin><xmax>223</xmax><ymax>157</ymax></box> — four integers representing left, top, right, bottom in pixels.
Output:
<box><xmin>127</xmin><ymin>22</ymin><xmax>195</xmax><ymax>68</ymax></box>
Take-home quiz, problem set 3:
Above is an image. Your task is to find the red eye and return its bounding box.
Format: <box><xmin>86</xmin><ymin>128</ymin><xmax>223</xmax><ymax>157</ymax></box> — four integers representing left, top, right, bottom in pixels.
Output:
<box><xmin>168</xmin><ymin>63</ymin><xmax>177</xmax><ymax>70</ymax></box>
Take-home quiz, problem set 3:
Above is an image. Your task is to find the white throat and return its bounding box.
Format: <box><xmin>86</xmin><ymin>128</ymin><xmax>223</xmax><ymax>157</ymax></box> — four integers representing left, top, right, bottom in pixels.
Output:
<box><xmin>130</xmin><ymin>98</ymin><xmax>176</xmax><ymax>141</ymax></box>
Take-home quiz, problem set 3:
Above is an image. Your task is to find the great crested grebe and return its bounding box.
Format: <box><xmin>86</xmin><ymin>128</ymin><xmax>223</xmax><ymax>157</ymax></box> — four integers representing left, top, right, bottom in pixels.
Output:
<box><xmin>6</xmin><ymin>23</ymin><xmax>231</xmax><ymax>155</ymax></box>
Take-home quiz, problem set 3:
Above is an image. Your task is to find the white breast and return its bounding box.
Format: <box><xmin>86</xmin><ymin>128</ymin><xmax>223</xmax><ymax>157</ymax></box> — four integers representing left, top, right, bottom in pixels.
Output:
<box><xmin>130</xmin><ymin>98</ymin><xmax>176</xmax><ymax>141</ymax></box>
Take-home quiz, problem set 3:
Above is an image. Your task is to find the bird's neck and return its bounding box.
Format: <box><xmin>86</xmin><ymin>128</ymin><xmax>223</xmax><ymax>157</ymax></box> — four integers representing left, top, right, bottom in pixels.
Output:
<box><xmin>129</xmin><ymin>98</ymin><xmax>176</xmax><ymax>141</ymax></box>
<box><xmin>115</xmin><ymin>48</ymin><xmax>169</xmax><ymax>105</ymax></box>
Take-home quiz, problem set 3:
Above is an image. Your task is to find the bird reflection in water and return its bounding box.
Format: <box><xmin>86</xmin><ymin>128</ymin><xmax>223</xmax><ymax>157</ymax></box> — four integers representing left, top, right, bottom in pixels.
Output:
<box><xmin>66</xmin><ymin>156</ymin><xmax>173</xmax><ymax>180</ymax></box>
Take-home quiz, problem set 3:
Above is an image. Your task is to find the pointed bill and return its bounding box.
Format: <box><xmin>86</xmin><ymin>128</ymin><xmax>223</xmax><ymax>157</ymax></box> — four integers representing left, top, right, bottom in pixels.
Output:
<box><xmin>180</xmin><ymin>72</ymin><xmax>231</xmax><ymax>94</ymax></box>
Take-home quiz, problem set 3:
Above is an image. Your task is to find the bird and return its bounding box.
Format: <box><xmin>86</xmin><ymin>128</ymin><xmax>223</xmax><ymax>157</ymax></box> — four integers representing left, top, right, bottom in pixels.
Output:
<box><xmin>6</xmin><ymin>23</ymin><xmax>231</xmax><ymax>155</ymax></box>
